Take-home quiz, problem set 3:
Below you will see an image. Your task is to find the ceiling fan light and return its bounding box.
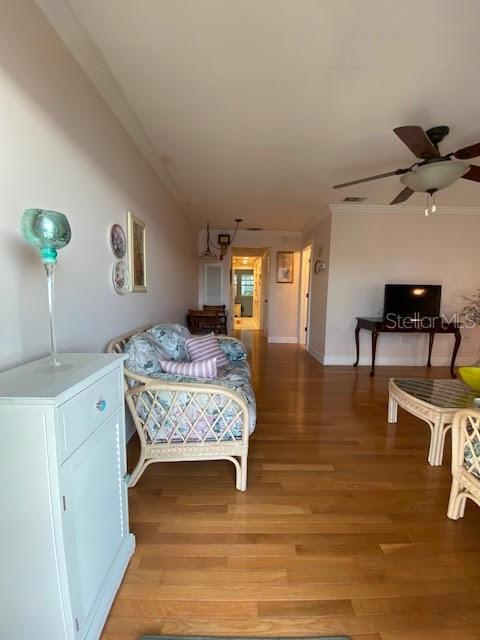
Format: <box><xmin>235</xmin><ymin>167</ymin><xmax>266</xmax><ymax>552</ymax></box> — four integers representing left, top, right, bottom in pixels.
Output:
<box><xmin>400</xmin><ymin>160</ymin><xmax>467</xmax><ymax>192</ymax></box>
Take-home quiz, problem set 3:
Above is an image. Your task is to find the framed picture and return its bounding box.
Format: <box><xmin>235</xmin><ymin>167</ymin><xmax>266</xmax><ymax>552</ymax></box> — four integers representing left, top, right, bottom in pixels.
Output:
<box><xmin>127</xmin><ymin>211</ymin><xmax>147</xmax><ymax>292</ymax></box>
<box><xmin>276</xmin><ymin>251</ymin><xmax>294</xmax><ymax>283</ymax></box>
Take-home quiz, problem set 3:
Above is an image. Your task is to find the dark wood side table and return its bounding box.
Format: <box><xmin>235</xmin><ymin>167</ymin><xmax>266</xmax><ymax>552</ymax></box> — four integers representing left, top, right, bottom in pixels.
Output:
<box><xmin>353</xmin><ymin>317</ymin><xmax>462</xmax><ymax>378</ymax></box>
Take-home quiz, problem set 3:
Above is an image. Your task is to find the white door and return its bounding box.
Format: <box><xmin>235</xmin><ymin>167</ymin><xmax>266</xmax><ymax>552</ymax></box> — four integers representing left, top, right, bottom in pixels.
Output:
<box><xmin>60</xmin><ymin>411</ymin><xmax>126</xmax><ymax>636</ymax></box>
<box><xmin>204</xmin><ymin>263</ymin><xmax>223</xmax><ymax>305</ymax></box>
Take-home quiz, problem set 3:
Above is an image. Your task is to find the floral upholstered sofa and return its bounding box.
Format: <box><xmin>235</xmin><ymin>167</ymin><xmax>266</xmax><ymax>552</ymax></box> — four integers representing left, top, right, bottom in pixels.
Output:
<box><xmin>107</xmin><ymin>323</ymin><xmax>255</xmax><ymax>490</ymax></box>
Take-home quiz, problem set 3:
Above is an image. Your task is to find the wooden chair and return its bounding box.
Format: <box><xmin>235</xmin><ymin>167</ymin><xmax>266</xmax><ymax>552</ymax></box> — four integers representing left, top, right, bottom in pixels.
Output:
<box><xmin>448</xmin><ymin>408</ymin><xmax>480</xmax><ymax>519</ymax></box>
<box><xmin>203</xmin><ymin>305</ymin><xmax>226</xmax><ymax>312</ymax></box>
<box><xmin>187</xmin><ymin>308</ymin><xmax>227</xmax><ymax>334</ymax></box>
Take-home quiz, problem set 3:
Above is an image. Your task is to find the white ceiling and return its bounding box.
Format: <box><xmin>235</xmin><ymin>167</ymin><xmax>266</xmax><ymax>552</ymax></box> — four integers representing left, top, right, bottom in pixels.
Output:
<box><xmin>56</xmin><ymin>1</ymin><xmax>480</xmax><ymax>229</ymax></box>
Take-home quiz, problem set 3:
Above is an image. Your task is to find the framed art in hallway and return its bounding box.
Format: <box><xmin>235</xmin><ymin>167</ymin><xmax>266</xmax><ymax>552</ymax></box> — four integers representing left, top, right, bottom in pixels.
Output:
<box><xmin>128</xmin><ymin>211</ymin><xmax>147</xmax><ymax>292</ymax></box>
<box><xmin>276</xmin><ymin>250</ymin><xmax>294</xmax><ymax>283</ymax></box>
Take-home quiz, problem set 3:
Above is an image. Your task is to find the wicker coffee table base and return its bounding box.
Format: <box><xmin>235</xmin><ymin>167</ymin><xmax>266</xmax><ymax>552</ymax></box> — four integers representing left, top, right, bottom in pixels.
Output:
<box><xmin>388</xmin><ymin>379</ymin><xmax>457</xmax><ymax>466</ymax></box>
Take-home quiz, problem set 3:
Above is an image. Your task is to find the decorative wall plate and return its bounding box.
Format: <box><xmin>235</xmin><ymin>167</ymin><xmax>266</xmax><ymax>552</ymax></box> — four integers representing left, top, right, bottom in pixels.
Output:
<box><xmin>113</xmin><ymin>261</ymin><xmax>129</xmax><ymax>294</ymax></box>
<box><xmin>110</xmin><ymin>224</ymin><xmax>126</xmax><ymax>259</ymax></box>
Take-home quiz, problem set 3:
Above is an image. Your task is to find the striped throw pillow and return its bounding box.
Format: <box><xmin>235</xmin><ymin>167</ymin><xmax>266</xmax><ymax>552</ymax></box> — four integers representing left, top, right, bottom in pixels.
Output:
<box><xmin>185</xmin><ymin>333</ymin><xmax>229</xmax><ymax>368</ymax></box>
<box><xmin>160</xmin><ymin>357</ymin><xmax>218</xmax><ymax>379</ymax></box>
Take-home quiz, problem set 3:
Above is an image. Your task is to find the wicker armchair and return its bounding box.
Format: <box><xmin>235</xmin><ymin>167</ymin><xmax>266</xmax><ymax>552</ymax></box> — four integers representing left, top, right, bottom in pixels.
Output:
<box><xmin>447</xmin><ymin>408</ymin><xmax>480</xmax><ymax>519</ymax></box>
<box><xmin>106</xmin><ymin>325</ymin><xmax>252</xmax><ymax>490</ymax></box>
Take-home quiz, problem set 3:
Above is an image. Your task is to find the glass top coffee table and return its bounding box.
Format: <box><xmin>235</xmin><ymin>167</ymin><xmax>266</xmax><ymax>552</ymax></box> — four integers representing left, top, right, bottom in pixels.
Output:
<box><xmin>388</xmin><ymin>378</ymin><xmax>479</xmax><ymax>466</ymax></box>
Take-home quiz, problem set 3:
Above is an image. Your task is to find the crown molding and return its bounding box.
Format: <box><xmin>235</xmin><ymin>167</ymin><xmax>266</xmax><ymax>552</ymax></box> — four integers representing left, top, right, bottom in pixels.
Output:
<box><xmin>302</xmin><ymin>202</ymin><xmax>480</xmax><ymax>237</ymax></box>
<box><xmin>301</xmin><ymin>205</ymin><xmax>332</xmax><ymax>236</ymax></box>
<box><xmin>328</xmin><ymin>203</ymin><xmax>480</xmax><ymax>216</ymax></box>
<box><xmin>34</xmin><ymin>0</ymin><xmax>188</xmax><ymax>213</ymax></box>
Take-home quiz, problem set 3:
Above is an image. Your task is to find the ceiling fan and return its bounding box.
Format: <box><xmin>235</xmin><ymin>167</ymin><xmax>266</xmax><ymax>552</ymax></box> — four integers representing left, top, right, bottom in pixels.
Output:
<box><xmin>333</xmin><ymin>125</ymin><xmax>480</xmax><ymax>206</ymax></box>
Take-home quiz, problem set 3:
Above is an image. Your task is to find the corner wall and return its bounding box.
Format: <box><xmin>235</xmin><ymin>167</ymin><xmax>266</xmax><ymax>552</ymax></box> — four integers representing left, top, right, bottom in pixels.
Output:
<box><xmin>324</xmin><ymin>210</ymin><xmax>480</xmax><ymax>365</ymax></box>
<box><xmin>0</xmin><ymin>0</ymin><xmax>197</xmax><ymax>370</ymax></box>
<box><xmin>305</xmin><ymin>207</ymin><xmax>480</xmax><ymax>367</ymax></box>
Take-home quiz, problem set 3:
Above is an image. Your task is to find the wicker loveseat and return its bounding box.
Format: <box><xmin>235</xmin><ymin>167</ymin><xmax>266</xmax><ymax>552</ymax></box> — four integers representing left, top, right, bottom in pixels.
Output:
<box><xmin>448</xmin><ymin>408</ymin><xmax>480</xmax><ymax>519</ymax></box>
<box><xmin>107</xmin><ymin>323</ymin><xmax>255</xmax><ymax>491</ymax></box>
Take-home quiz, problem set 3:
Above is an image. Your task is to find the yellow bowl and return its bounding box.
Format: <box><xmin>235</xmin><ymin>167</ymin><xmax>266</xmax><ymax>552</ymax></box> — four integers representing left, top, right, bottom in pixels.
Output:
<box><xmin>458</xmin><ymin>367</ymin><xmax>480</xmax><ymax>392</ymax></box>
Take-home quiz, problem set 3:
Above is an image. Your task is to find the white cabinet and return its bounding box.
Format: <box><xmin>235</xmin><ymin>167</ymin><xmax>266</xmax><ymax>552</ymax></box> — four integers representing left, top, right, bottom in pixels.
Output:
<box><xmin>0</xmin><ymin>353</ymin><xmax>135</xmax><ymax>640</ymax></box>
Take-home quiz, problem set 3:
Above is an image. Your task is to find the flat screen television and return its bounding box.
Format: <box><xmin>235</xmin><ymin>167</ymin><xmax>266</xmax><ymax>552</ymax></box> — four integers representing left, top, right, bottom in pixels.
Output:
<box><xmin>383</xmin><ymin>284</ymin><xmax>441</xmax><ymax>320</ymax></box>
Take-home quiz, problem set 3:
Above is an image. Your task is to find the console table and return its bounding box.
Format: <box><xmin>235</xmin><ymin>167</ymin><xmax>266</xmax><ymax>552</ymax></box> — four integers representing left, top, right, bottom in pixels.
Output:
<box><xmin>353</xmin><ymin>317</ymin><xmax>461</xmax><ymax>377</ymax></box>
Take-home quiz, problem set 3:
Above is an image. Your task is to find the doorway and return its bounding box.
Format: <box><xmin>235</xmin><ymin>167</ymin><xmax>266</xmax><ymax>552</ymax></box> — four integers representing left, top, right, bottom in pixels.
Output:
<box><xmin>299</xmin><ymin>243</ymin><xmax>312</xmax><ymax>347</ymax></box>
<box><xmin>231</xmin><ymin>248</ymin><xmax>269</xmax><ymax>333</ymax></box>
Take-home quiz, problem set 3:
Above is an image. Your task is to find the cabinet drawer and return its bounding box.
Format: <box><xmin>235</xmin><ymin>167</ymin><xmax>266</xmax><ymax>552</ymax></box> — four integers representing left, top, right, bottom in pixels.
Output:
<box><xmin>59</xmin><ymin>369</ymin><xmax>122</xmax><ymax>463</ymax></box>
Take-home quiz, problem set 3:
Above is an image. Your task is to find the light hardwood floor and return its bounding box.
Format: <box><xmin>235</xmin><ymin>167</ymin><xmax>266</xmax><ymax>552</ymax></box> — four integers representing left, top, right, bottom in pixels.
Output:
<box><xmin>103</xmin><ymin>331</ymin><xmax>480</xmax><ymax>640</ymax></box>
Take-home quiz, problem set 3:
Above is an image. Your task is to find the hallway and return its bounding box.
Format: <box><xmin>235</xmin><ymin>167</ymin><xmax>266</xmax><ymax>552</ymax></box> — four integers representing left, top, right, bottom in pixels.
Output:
<box><xmin>105</xmin><ymin>332</ymin><xmax>480</xmax><ymax>639</ymax></box>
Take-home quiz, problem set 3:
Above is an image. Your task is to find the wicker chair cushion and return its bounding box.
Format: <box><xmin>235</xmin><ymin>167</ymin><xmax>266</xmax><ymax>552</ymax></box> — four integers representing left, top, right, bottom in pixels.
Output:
<box><xmin>124</xmin><ymin>332</ymin><xmax>170</xmax><ymax>377</ymax></box>
<box><xmin>138</xmin><ymin>360</ymin><xmax>256</xmax><ymax>442</ymax></box>
<box><xmin>146</xmin><ymin>323</ymin><xmax>191</xmax><ymax>362</ymax></box>
<box><xmin>217</xmin><ymin>336</ymin><xmax>247</xmax><ymax>362</ymax></box>
<box><xmin>464</xmin><ymin>435</ymin><xmax>480</xmax><ymax>478</ymax></box>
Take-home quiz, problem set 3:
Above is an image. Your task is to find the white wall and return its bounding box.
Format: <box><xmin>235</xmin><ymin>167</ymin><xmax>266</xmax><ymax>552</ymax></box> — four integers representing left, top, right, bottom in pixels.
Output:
<box><xmin>0</xmin><ymin>0</ymin><xmax>196</xmax><ymax>371</ymax></box>
<box><xmin>321</xmin><ymin>210</ymin><xmax>480</xmax><ymax>366</ymax></box>
<box><xmin>199</xmin><ymin>229</ymin><xmax>302</xmax><ymax>342</ymax></box>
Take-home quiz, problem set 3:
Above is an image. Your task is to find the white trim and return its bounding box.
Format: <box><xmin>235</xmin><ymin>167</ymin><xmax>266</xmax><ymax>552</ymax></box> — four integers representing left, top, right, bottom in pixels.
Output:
<box><xmin>323</xmin><ymin>354</ymin><xmax>474</xmax><ymax>366</ymax></box>
<box><xmin>298</xmin><ymin>242</ymin><xmax>313</xmax><ymax>346</ymax></box>
<box><xmin>301</xmin><ymin>206</ymin><xmax>332</xmax><ymax>235</ymax></box>
<box><xmin>268</xmin><ymin>336</ymin><xmax>298</xmax><ymax>344</ymax></box>
<box><xmin>328</xmin><ymin>203</ymin><xmax>480</xmax><ymax>216</ymax></box>
<box><xmin>306</xmin><ymin>344</ymin><xmax>324</xmax><ymax>363</ymax></box>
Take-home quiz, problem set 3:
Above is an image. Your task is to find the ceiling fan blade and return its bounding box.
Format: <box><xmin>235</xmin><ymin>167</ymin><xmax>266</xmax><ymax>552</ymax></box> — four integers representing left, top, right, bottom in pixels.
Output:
<box><xmin>333</xmin><ymin>168</ymin><xmax>407</xmax><ymax>189</ymax></box>
<box><xmin>462</xmin><ymin>164</ymin><xmax>480</xmax><ymax>182</ymax></box>
<box><xmin>394</xmin><ymin>126</ymin><xmax>440</xmax><ymax>159</ymax></box>
<box><xmin>390</xmin><ymin>186</ymin><xmax>415</xmax><ymax>205</ymax></box>
<box><xmin>454</xmin><ymin>143</ymin><xmax>480</xmax><ymax>160</ymax></box>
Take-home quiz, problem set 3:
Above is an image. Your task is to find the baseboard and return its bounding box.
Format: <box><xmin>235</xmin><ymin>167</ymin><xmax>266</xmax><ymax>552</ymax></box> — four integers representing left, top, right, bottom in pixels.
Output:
<box><xmin>306</xmin><ymin>344</ymin><xmax>325</xmax><ymax>363</ymax></box>
<box><xmin>322</xmin><ymin>355</ymin><xmax>475</xmax><ymax>366</ymax></box>
<box><xmin>268</xmin><ymin>336</ymin><xmax>298</xmax><ymax>344</ymax></box>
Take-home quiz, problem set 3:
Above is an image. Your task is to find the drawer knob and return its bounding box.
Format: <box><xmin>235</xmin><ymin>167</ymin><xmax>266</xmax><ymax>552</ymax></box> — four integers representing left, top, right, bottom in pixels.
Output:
<box><xmin>96</xmin><ymin>399</ymin><xmax>107</xmax><ymax>412</ymax></box>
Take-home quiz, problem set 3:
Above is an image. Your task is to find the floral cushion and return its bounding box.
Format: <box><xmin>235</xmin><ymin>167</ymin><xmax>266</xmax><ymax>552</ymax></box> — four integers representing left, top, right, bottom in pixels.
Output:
<box><xmin>146</xmin><ymin>323</ymin><xmax>191</xmax><ymax>362</ymax></box>
<box><xmin>464</xmin><ymin>435</ymin><xmax>480</xmax><ymax>478</ymax></box>
<box><xmin>124</xmin><ymin>332</ymin><xmax>170</xmax><ymax>377</ymax></box>
<box><xmin>217</xmin><ymin>336</ymin><xmax>247</xmax><ymax>362</ymax></box>
<box><xmin>122</xmin><ymin>324</ymin><xmax>255</xmax><ymax>444</ymax></box>
<box><xmin>136</xmin><ymin>360</ymin><xmax>256</xmax><ymax>443</ymax></box>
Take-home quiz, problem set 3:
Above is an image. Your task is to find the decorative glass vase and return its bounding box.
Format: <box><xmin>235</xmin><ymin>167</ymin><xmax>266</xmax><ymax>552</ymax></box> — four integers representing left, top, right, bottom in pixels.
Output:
<box><xmin>21</xmin><ymin>209</ymin><xmax>72</xmax><ymax>373</ymax></box>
